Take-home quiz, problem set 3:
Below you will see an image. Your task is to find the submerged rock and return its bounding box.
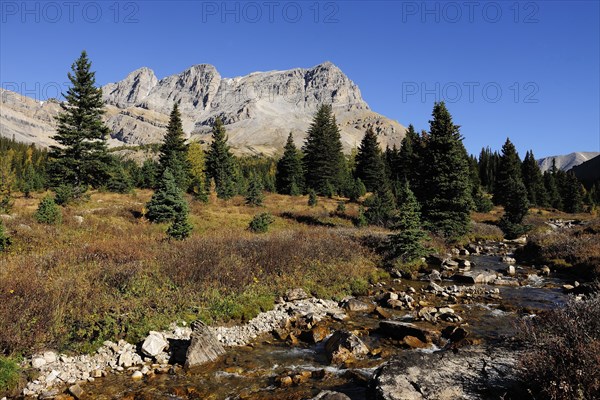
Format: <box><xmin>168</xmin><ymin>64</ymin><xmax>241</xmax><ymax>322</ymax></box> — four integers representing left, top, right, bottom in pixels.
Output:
<box><xmin>453</xmin><ymin>271</ymin><xmax>497</xmax><ymax>285</ymax></box>
<box><xmin>378</xmin><ymin>320</ymin><xmax>439</xmax><ymax>344</ymax></box>
<box><xmin>342</xmin><ymin>298</ymin><xmax>375</xmax><ymax>312</ymax></box>
<box><xmin>185</xmin><ymin>321</ymin><xmax>226</xmax><ymax>368</ymax></box>
<box><xmin>310</xmin><ymin>390</ymin><xmax>351</xmax><ymax>400</ymax></box>
<box><xmin>324</xmin><ymin>330</ymin><xmax>369</xmax><ymax>365</ymax></box>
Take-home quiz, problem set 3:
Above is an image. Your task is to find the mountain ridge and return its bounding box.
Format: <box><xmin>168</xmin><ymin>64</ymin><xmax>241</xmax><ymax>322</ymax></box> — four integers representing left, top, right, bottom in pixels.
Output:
<box><xmin>0</xmin><ymin>62</ymin><xmax>406</xmax><ymax>155</ymax></box>
<box><xmin>537</xmin><ymin>152</ymin><xmax>600</xmax><ymax>172</ymax></box>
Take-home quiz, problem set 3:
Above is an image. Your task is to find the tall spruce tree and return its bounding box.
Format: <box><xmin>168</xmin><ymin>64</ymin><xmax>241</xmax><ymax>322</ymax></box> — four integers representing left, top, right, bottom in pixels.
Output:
<box><xmin>387</xmin><ymin>181</ymin><xmax>429</xmax><ymax>264</ymax></box>
<box><xmin>384</xmin><ymin>144</ymin><xmax>400</xmax><ymax>181</ymax></box>
<box><xmin>419</xmin><ymin>102</ymin><xmax>472</xmax><ymax>239</ymax></box>
<box><xmin>493</xmin><ymin>138</ymin><xmax>522</xmax><ymax>205</ymax></box>
<box><xmin>365</xmin><ymin>186</ymin><xmax>396</xmax><ymax>227</ymax></box>
<box><xmin>521</xmin><ymin>150</ymin><xmax>548</xmax><ymax>207</ymax></box>
<box><xmin>275</xmin><ymin>133</ymin><xmax>304</xmax><ymax>195</ymax></box>
<box><xmin>396</xmin><ymin>124</ymin><xmax>421</xmax><ymax>189</ymax></box>
<box><xmin>302</xmin><ymin>105</ymin><xmax>347</xmax><ymax>195</ymax></box>
<box><xmin>562</xmin><ymin>172</ymin><xmax>584</xmax><ymax>213</ymax></box>
<box><xmin>544</xmin><ymin>164</ymin><xmax>563</xmax><ymax>210</ymax></box>
<box><xmin>498</xmin><ymin>177</ymin><xmax>530</xmax><ymax>239</ymax></box>
<box><xmin>48</xmin><ymin>51</ymin><xmax>112</xmax><ymax>189</ymax></box>
<box><xmin>158</xmin><ymin>103</ymin><xmax>191</xmax><ymax>191</ymax></box>
<box><xmin>146</xmin><ymin>169</ymin><xmax>189</xmax><ymax>223</ymax></box>
<box><xmin>206</xmin><ymin>118</ymin><xmax>237</xmax><ymax>199</ymax></box>
<box><xmin>355</xmin><ymin>128</ymin><xmax>387</xmax><ymax>192</ymax></box>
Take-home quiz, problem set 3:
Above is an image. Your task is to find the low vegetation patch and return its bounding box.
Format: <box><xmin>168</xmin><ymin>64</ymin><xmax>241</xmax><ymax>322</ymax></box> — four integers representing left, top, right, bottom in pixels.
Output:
<box><xmin>517</xmin><ymin>219</ymin><xmax>600</xmax><ymax>279</ymax></box>
<box><xmin>0</xmin><ymin>192</ymin><xmax>378</xmax><ymax>356</ymax></box>
<box><xmin>0</xmin><ymin>356</ymin><xmax>20</xmax><ymax>394</ymax></box>
<box><xmin>518</xmin><ymin>295</ymin><xmax>600</xmax><ymax>400</ymax></box>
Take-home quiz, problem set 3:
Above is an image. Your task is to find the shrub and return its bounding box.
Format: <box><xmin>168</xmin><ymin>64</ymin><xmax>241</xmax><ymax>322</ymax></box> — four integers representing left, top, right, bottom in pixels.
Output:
<box><xmin>307</xmin><ymin>189</ymin><xmax>318</xmax><ymax>207</ymax></box>
<box><xmin>248</xmin><ymin>212</ymin><xmax>275</xmax><ymax>233</ymax></box>
<box><xmin>54</xmin><ymin>184</ymin><xmax>87</xmax><ymax>205</ymax></box>
<box><xmin>245</xmin><ymin>177</ymin><xmax>264</xmax><ymax>207</ymax></box>
<box><xmin>518</xmin><ymin>295</ymin><xmax>600</xmax><ymax>400</ymax></box>
<box><xmin>336</xmin><ymin>201</ymin><xmax>346</xmax><ymax>214</ymax></box>
<box><xmin>349</xmin><ymin>278</ymin><xmax>369</xmax><ymax>296</ymax></box>
<box><xmin>34</xmin><ymin>196</ymin><xmax>62</xmax><ymax>225</ymax></box>
<box><xmin>365</xmin><ymin>188</ymin><xmax>396</xmax><ymax>227</ymax></box>
<box><xmin>0</xmin><ymin>221</ymin><xmax>10</xmax><ymax>252</ymax></box>
<box><xmin>167</xmin><ymin>214</ymin><xmax>193</xmax><ymax>241</ymax></box>
<box><xmin>0</xmin><ymin>356</ymin><xmax>20</xmax><ymax>393</ymax></box>
<box><xmin>498</xmin><ymin>217</ymin><xmax>530</xmax><ymax>240</ymax></box>
<box><xmin>473</xmin><ymin>189</ymin><xmax>494</xmax><ymax>213</ymax></box>
<box><xmin>354</xmin><ymin>205</ymin><xmax>368</xmax><ymax>227</ymax></box>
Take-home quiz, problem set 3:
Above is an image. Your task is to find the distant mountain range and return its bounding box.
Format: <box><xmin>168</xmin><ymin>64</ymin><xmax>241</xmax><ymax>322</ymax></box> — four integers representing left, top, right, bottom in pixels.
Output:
<box><xmin>0</xmin><ymin>62</ymin><xmax>406</xmax><ymax>155</ymax></box>
<box><xmin>537</xmin><ymin>152</ymin><xmax>600</xmax><ymax>172</ymax></box>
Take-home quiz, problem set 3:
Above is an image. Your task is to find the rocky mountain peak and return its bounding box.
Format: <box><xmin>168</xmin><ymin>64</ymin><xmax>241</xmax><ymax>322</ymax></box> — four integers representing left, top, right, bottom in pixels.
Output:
<box><xmin>2</xmin><ymin>62</ymin><xmax>405</xmax><ymax>155</ymax></box>
<box><xmin>103</xmin><ymin>67</ymin><xmax>158</xmax><ymax>108</ymax></box>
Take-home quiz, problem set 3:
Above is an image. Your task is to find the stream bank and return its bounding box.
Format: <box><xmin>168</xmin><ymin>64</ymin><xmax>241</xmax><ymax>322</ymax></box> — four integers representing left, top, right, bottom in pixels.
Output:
<box><xmin>13</xmin><ymin>240</ymin><xmax>580</xmax><ymax>400</ymax></box>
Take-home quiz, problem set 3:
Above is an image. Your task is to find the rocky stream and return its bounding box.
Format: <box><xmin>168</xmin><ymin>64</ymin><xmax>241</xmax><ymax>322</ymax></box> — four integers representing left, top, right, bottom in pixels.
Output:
<box><xmin>13</xmin><ymin>240</ymin><xmax>581</xmax><ymax>400</ymax></box>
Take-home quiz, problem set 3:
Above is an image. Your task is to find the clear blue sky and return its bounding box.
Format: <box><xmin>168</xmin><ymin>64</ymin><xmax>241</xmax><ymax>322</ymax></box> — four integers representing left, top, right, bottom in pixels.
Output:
<box><xmin>1</xmin><ymin>0</ymin><xmax>599</xmax><ymax>158</ymax></box>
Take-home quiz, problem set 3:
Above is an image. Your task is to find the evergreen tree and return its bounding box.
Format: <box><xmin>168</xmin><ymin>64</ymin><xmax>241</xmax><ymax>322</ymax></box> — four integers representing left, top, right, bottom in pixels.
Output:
<box><xmin>166</xmin><ymin>212</ymin><xmax>193</xmax><ymax>240</ymax></box>
<box><xmin>396</xmin><ymin>124</ymin><xmax>421</xmax><ymax>189</ymax></box>
<box><xmin>388</xmin><ymin>181</ymin><xmax>429</xmax><ymax>263</ymax></box>
<box><xmin>348</xmin><ymin>178</ymin><xmax>367</xmax><ymax>202</ymax></box>
<box><xmin>522</xmin><ymin>150</ymin><xmax>548</xmax><ymax>207</ymax></box>
<box><xmin>275</xmin><ymin>133</ymin><xmax>304</xmax><ymax>195</ymax></box>
<box><xmin>20</xmin><ymin>162</ymin><xmax>43</xmax><ymax>198</ymax></box>
<box><xmin>248</xmin><ymin>212</ymin><xmax>275</xmax><ymax>233</ymax></box>
<box><xmin>498</xmin><ymin>177</ymin><xmax>530</xmax><ymax>239</ymax></box>
<box><xmin>354</xmin><ymin>205</ymin><xmax>368</xmax><ymax>227</ymax></box>
<box><xmin>365</xmin><ymin>186</ymin><xmax>396</xmax><ymax>227</ymax></box>
<box><xmin>419</xmin><ymin>102</ymin><xmax>472</xmax><ymax>239</ymax></box>
<box><xmin>158</xmin><ymin>103</ymin><xmax>191</xmax><ymax>191</ymax></box>
<box><xmin>206</xmin><ymin>118</ymin><xmax>237</xmax><ymax>199</ymax></box>
<box><xmin>384</xmin><ymin>145</ymin><xmax>400</xmax><ymax>181</ymax></box>
<box><xmin>562</xmin><ymin>172</ymin><xmax>584</xmax><ymax>213</ymax></box>
<box><xmin>544</xmin><ymin>161</ymin><xmax>563</xmax><ymax>210</ymax></box>
<box><xmin>478</xmin><ymin>147</ymin><xmax>499</xmax><ymax>193</ymax></box>
<box><xmin>0</xmin><ymin>149</ymin><xmax>15</xmax><ymax>213</ymax></box>
<box><xmin>106</xmin><ymin>162</ymin><xmax>134</xmax><ymax>194</ymax></box>
<box><xmin>48</xmin><ymin>51</ymin><xmax>113</xmax><ymax>189</ymax></box>
<box><xmin>245</xmin><ymin>176</ymin><xmax>265</xmax><ymax>206</ymax></box>
<box><xmin>188</xmin><ymin>142</ymin><xmax>208</xmax><ymax>202</ymax></box>
<box><xmin>146</xmin><ymin>169</ymin><xmax>189</xmax><ymax>223</ymax></box>
<box><xmin>308</xmin><ymin>189</ymin><xmax>318</xmax><ymax>207</ymax></box>
<box><xmin>493</xmin><ymin>138</ymin><xmax>522</xmax><ymax>205</ymax></box>
<box><xmin>0</xmin><ymin>220</ymin><xmax>10</xmax><ymax>252</ymax></box>
<box><xmin>139</xmin><ymin>159</ymin><xmax>159</xmax><ymax>189</ymax></box>
<box><xmin>355</xmin><ymin>128</ymin><xmax>387</xmax><ymax>192</ymax></box>
<box><xmin>302</xmin><ymin>105</ymin><xmax>347</xmax><ymax>195</ymax></box>
<box><xmin>34</xmin><ymin>196</ymin><xmax>62</xmax><ymax>225</ymax></box>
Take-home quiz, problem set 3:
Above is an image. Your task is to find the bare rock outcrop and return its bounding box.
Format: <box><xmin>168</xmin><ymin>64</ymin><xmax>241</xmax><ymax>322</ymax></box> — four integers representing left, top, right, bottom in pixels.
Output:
<box><xmin>184</xmin><ymin>320</ymin><xmax>226</xmax><ymax>368</ymax></box>
<box><xmin>371</xmin><ymin>346</ymin><xmax>520</xmax><ymax>400</ymax></box>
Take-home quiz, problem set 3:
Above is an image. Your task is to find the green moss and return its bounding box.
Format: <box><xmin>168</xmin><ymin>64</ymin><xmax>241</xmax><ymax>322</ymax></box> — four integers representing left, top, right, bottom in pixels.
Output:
<box><xmin>0</xmin><ymin>356</ymin><xmax>20</xmax><ymax>392</ymax></box>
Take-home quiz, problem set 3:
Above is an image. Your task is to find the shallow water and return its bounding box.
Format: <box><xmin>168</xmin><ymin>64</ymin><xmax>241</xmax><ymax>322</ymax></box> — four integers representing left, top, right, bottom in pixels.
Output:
<box><xmin>82</xmin><ymin>254</ymin><xmax>570</xmax><ymax>400</ymax></box>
